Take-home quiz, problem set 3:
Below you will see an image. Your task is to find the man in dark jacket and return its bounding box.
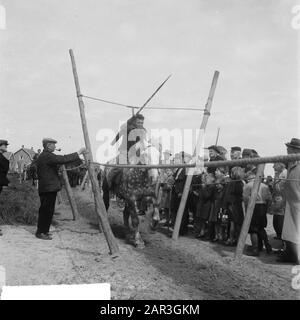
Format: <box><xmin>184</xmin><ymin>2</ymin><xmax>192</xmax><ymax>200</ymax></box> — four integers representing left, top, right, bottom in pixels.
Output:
<box><xmin>0</xmin><ymin>139</ymin><xmax>10</xmax><ymax>236</ymax></box>
<box><xmin>36</xmin><ymin>138</ymin><xmax>86</xmax><ymax>240</ymax></box>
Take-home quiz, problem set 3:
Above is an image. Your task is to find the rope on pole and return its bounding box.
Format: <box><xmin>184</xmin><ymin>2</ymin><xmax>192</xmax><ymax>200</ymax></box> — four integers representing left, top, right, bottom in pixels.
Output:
<box><xmin>81</xmin><ymin>94</ymin><xmax>204</xmax><ymax>111</ymax></box>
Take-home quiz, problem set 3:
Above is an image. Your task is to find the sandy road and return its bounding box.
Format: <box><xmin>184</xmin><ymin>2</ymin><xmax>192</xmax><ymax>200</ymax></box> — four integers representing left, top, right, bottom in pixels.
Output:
<box><xmin>0</xmin><ymin>188</ymin><xmax>299</xmax><ymax>300</ymax></box>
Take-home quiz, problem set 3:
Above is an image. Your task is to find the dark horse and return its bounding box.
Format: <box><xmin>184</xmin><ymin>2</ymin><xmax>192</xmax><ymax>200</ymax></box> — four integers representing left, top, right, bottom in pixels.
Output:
<box><xmin>102</xmin><ymin>144</ymin><xmax>160</xmax><ymax>248</ymax></box>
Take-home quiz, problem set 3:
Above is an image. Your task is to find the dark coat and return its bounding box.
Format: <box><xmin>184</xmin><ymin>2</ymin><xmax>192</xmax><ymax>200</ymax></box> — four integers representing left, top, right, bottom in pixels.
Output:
<box><xmin>0</xmin><ymin>153</ymin><xmax>9</xmax><ymax>186</ymax></box>
<box><xmin>172</xmin><ymin>168</ymin><xmax>188</xmax><ymax>195</ymax></box>
<box><xmin>224</xmin><ymin>180</ymin><xmax>244</xmax><ymax>225</ymax></box>
<box><xmin>196</xmin><ymin>184</ymin><xmax>215</xmax><ymax>221</ymax></box>
<box><xmin>37</xmin><ymin>150</ymin><xmax>80</xmax><ymax>194</ymax></box>
<box><xmin>209</xmin><ymin>186</ymin><xmax>225</xmax><ymax>222</ymax></box>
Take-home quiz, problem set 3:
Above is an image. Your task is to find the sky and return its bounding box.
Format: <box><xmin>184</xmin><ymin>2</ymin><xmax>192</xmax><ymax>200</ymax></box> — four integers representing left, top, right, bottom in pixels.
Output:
<box><xmin>0</xmin><ymin>0</ymin><xmax>299</xmax><ymax>175</ymax></box>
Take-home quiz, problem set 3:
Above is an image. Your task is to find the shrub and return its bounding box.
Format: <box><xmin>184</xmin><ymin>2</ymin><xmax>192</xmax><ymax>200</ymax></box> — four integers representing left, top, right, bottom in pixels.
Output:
<box><xmin>0</xmin><ymin>173</ymin><xmax>39</xmax><ymax>225</ymax></box>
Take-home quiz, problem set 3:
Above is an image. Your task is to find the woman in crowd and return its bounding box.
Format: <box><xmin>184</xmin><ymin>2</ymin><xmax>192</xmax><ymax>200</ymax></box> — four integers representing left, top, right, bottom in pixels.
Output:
<box><xmin>225</xmin><ymin>166</ymin><xmax>245</xmax><ymax>246</ymax></box>
<box><xmin>195</xmin><ymin>172</ymin><xmax>215</xmax><ymax>239</ymax></box>
<box><xmin>158</xmin><ymin>168</ymin><xmax>174</xmax><ymax>227</ymax></box>
<box><xmin>270</xmin><ymin>162</ymin><xmax>287</xmax><ymax>240</ymax></box>
<box><xmin>209</xmin><ymin>173</ymin><xmax>227</xmax><ymax>242</ymax></box>
<box><xmin>243</xmin><ymin>169</ymin><xmax>272</xmax><ymax>256</ymax></box>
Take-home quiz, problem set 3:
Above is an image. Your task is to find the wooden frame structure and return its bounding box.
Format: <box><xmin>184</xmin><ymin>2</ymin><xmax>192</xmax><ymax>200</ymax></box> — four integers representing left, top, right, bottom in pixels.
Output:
<box><xmin>66</xmin><ymin>49</ymin><xmax>299</xmax><ymax>259</ymax></box>
<box><xmin>98</xmin><ymin>153</ymin><xmax>300</xmax><ymax>258</ymax></box>
<box><xmin>61</xmin><ymin>165</ymin><xmax>79</xmax><ymax>221</ymax></box>
<box><xmin>69</xmin><ymin>49</ymin><xmax>119</xmax><ymax>255</ymax></box>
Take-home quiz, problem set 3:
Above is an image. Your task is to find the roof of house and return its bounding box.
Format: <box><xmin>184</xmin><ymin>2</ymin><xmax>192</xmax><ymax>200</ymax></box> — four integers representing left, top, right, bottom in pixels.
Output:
<box><xmin>14</xmin><ymin>147</ymin><xmax>36</xmax><ymax>160</ymax></box>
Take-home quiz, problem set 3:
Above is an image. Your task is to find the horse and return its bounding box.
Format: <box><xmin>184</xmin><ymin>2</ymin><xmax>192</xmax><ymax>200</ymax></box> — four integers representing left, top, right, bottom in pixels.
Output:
<box><xmin>102</xmin><ymin>142</ymin><xmax>160</xmax><ymax>249</ymax></box>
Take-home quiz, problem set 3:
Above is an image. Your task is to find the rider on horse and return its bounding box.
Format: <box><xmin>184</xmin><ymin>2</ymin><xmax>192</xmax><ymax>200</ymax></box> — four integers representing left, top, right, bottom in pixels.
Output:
<box><xmin>111</xmin><ymin>113</ymin><xmax>147</xmax><ymax>163</ymax></box>
<box><xmin>107</xmin><ymin>114</ymin><xmax>147</xmax><ymax>188</ymax></box>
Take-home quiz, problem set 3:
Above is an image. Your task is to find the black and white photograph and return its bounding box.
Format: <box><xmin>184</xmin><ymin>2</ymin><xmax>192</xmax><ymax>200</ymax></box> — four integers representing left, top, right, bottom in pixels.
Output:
<box><xmin>0</xmin><ymin>0</ymin><xmax>300</xmax><ymax>303</ymax></box>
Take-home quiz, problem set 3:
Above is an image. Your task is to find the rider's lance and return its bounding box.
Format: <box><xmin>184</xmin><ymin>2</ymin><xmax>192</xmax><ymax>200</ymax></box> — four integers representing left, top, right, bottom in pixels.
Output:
<box><xmin>136</xmin><ymin>74</ymin><xmax>172</xmax><ymax>115</ymax></box>
<box><xmin>111</xmin><ymin>74</ymin><xmax>172</xmax><ymax>146</ymax></box>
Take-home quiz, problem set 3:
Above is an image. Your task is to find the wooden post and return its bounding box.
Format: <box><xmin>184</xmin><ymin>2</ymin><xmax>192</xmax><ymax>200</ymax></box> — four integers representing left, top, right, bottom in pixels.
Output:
<box><xmin>61</xmin><ymin>165</ymin><xmax>79</xmax><ymax>221</ymax></box>
<box><xmin>80</xmin><ymin>171</ymin><xmax>88</xmax><ymax>191</ymax></box>
<box><xmin>69</xmin><ymin>49</ymin><xmax>119</xmax><ymax>255</ymax></box>
<box><xmin>172</xmin><ymin>71</ymin><xmax>219</xmax><ymax>240</ymax></box>
<box><xmin>215</xmin><ymin>127</ymin><xmax>220</xmax><ymax>145</ymax></box>
<box><xmin>235</xmin><ymin>164</ymin><xmax>265</xmax><ymax>259</ymax></box>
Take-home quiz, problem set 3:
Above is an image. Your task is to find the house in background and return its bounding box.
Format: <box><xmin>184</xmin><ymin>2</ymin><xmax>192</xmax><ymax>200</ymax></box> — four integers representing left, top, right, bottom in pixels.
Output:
<box><xmin>10</xmin><ymin>146</ymin><xmax>36</xmax><ymax>172</ymax></box>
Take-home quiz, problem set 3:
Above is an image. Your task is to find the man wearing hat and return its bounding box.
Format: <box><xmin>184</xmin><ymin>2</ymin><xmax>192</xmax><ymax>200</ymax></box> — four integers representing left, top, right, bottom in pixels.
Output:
<box><xmin>278</xmin><ymin>138</ymin><xmax>300</xmax><ymax>263</ymax></box>
<box><xmin>207</xmin><ymin>145</ymin><xmax>224</xmax><ymax>174</ymax></box>
<box><xmin>35</xmin><ymin>138</ymin><xmax>86</xmax><ymax>240</ymax></box>
<box><xmin>230</xmin><ymin>146</ymin><xmax>242</xmax><ymax>161</ymax></box>
<box><xmin>0</xmin><ymin>140</ymin><xmax>10</xmax><ymax>236</ymax></box>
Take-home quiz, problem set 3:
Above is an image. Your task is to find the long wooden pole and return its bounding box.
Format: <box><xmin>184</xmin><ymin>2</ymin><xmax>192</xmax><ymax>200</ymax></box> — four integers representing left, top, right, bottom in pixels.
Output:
<box><xmin>96</xmin><ymin>153</ymin><xmax>300</xmax><ymax>169</ymax></box>
<box><xmin>136</xmin><ymin>74</ymin><xmax>171</xmax><ymax>115</ymax></box>
<box><xmin>69</xmin><ymin>49</ymin><xmax>119</xmax><ymax>255</ymax></box>
<box><xmin>61</xmin><ymin>165</ymin><xmax>79</xmax><ymax>221</ymax></box>
<box><xmin>215</xmin><ymin>127</ymin><xmax>220</xmax><ymax>145</ymax></box>
<box><xmin>80</xmin><ymin>171</ymin><xmax>88</xmax><ymax>191</ymax></box>
<box><xmin>235</xmin><ymin>164</ymin><xmax>265</xmax><ymax>259</ymax></box>
<box><xmin>172</xmin><ymin>71</ymin><xmax>220</xmax><ymax>240</ymax></box>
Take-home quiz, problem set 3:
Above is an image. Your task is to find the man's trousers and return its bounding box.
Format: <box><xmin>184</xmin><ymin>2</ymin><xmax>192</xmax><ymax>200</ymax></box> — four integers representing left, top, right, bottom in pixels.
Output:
<box><xmin>36</xmin><ymin>192</ymin><xmax>57</xmax><ymax>234</ymax></box>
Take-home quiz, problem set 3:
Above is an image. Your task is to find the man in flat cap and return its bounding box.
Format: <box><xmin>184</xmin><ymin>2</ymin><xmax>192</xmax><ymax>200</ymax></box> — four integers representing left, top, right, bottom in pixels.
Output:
<box><xmin>0</xmin><ymin>140</ymin><xmax>10</xmax><ymax>236</ymax></box>
<box><xmin>278</xmin><ymin>138</ymin><xmax>300</xmax><ymax>263</ymax></box>
<box><xmin>35</xmin><ymin>138</ymin><xmax>86</xmax><ymax>240</ymax></box>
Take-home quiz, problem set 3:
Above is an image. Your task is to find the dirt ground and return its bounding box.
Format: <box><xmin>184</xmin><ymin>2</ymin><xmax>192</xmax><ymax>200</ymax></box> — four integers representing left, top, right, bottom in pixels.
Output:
<box><xmin>0</xmin><ymin>186</ymin><xmax>299</xmax><ymax>300</ymax></box>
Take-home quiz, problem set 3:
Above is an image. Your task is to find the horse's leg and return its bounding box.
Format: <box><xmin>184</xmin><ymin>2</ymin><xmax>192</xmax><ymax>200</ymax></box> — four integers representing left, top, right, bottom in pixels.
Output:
<box><xmin>122</xmin><ymin>203</ymin><xmax>133</xmax><ymax>243</ymax></box>
<box><xmin>153</xmin><ymin>198</ymin><xmax>160</xmax><ymax>222</ymax></box>
<box><xmin>130</xmin><ymin>198</ymin><xmax>145</xmax><ymax>249</ymax></box>
<box><xmin>148</xmin><ymin>197</ymin><xmax>160</xmax><ymax>230</ymax></box>
<box><xmin>123</xmin><ymin>204</ymin><xmax>130</xmax><ymax>229</ymax></box>
<box><xmin>102</xmin><ymin>177</ymin><xmax>110</xmax><ymax>210</ymax></box>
